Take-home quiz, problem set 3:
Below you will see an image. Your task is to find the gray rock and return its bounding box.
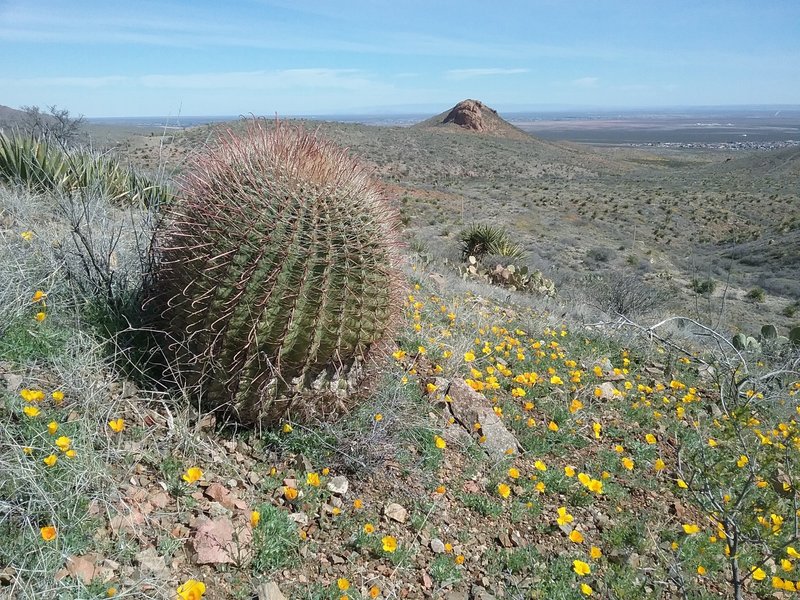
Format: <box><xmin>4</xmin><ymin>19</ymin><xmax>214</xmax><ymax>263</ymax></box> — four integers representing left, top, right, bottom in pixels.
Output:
<box><xmin>134</xmin><ymin>547</ymin><xmax>169</xmax><ymax>580</ymax></box>
<box><xmin>257</xmin><ymin>581</ymin><xmax>287</xmax><ymax>600</ymax></box>
<box><xmin>430</xmin><ymin>538</ymin><xmax>446</xmax><ymax>554</ymax></box>
<box><xmin>384</xmin><ymin>502</ymin><xmax>407</xmax><ymax>523</ymax></box>
<box><xmin>447</xmin><ymin>379</ymin><xmax>521</xmax><ymax>460</ymax></box>
<box><xmin>327</xmin><ymin>475</ymin><xmax>349</xmax><ymax>495</ymax></box>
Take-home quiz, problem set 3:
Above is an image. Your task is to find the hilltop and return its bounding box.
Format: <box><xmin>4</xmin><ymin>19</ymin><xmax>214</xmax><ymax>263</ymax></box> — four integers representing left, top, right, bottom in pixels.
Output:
<box><xmin>413</xmin><ymin>99</ymin><xmax>531</xmax><ymax>141</ymax></box>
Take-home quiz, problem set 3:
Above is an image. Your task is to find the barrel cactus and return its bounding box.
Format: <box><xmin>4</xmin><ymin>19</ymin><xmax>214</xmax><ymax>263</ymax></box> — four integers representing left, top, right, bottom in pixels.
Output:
<box><xmin>152</xmin><ymin>122</ymin><xmax>403</xmax><ymax>425</ymax></box>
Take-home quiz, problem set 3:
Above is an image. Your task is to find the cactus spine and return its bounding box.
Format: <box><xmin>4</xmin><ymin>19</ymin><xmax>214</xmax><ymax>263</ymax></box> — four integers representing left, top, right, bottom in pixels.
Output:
<box><xmin>153</xmin><ymin>122</ymin><xmax>402</xmax><ymax>425</ymax></box>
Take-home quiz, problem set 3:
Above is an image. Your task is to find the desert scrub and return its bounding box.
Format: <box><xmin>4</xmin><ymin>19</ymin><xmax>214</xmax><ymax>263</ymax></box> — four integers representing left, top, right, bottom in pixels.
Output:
<box><xmin>152</xmin><ymin>121</ymin><xmax>403</xmax><ymax>426</ymax></box>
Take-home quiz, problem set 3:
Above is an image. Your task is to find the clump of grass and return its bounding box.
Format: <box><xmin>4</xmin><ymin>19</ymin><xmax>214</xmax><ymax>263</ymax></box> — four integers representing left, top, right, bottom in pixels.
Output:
<box><xmin>251</xmin><ymin>503</ymin><xmax>299</xmax><ymax>573</ymax></box>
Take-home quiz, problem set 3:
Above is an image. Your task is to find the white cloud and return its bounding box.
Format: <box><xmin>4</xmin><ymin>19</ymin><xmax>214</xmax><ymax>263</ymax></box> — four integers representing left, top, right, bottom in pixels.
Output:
<box><xmin>445</xmin><ymin>68</ymin><xmax>529</xmax><ymax>80</ymax></box>
<box><xmin>139</xmin><ymin>69</ymin><xmax>370</xmax><ymax>90</ymax></box>
<box><xmin>0</xmin><ymin>75</ymin><xmax>129</xmax><ymax>88</ymax></box>
<box><xmin>0</xmin><ymin>69</ymin><xmax>378</xmax><ymax>92</ymax></box>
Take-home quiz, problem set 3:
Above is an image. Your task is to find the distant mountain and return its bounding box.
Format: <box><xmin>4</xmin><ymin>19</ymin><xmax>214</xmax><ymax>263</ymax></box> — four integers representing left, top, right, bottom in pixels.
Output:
<box><xmin>413</xmin><ymin>99</ymin><xmax>531</xmax><ymax>140</ymax></box>
<box><xmin>0</xmin><ymin>104</ymin><xmax>27</xmax><ymax>125</ymax></box>
<box><xmin>713</xmin><ymin>144</ymin><xmax>800</xmax><ymax>179</ymax></box>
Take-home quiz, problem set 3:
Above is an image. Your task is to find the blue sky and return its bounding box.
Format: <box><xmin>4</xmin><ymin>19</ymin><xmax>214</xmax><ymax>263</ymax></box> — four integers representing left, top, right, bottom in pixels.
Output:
<box><xmin>1</xmin><ymin>0</ymin><xmax>798</xmax><ymax>117</ymax></box>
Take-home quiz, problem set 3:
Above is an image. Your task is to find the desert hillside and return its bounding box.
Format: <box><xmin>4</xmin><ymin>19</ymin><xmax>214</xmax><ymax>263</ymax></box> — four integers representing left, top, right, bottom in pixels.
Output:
<box><xmin>0</xmin><ymin>107</ymin><xmax>798</xmax><ymax>600</ymax></box>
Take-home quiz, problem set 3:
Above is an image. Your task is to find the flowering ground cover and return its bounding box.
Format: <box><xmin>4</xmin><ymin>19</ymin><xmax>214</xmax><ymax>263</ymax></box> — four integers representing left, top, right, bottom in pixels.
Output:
<box><xmin>1</xmin><ymin>214</ymin><xmax>798</xmax><ymax>599</ymax></box>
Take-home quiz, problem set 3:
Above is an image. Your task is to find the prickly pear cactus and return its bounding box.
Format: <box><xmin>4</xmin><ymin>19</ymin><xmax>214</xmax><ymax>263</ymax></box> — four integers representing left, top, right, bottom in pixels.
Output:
<box><xmin>153</xmin><ymin>122</ymin><xmax>403</xmax><ymax>425</ymax></box>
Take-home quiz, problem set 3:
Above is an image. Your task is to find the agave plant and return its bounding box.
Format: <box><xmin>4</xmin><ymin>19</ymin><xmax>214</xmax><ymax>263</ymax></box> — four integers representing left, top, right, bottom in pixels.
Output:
<box><xmin>152</xmin><ymin>122</ymin><xmax>403</xmax><ymax>425</ymax></box>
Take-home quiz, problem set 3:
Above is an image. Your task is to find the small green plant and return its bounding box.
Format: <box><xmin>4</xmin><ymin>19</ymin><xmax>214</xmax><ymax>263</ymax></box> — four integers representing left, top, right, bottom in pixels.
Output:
<box><xmin>251</xmin><ymin>503</ymin><xmax>299</xmax><ymax>573</ymax></box>
<box><xmin>745</xmin><ymin>287</ymin><xmax>765</xmax><ymax>302</ymax></box>
<box><xmin>458</xmin><ymin>492</ymin><xmax>503</xmax><ymax>517</ymax></box>
<box><xmin>429</xmin><ymin>554</ymin><xmax>462</xmax><ymax>585</ymax></box>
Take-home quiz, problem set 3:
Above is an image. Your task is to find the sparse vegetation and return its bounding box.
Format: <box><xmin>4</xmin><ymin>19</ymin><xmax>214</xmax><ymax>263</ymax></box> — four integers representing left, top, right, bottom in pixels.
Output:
<box><xmin>0</xmin><ymin>112</ymin><xmax>798</xmax><ymax>600</ymax></box>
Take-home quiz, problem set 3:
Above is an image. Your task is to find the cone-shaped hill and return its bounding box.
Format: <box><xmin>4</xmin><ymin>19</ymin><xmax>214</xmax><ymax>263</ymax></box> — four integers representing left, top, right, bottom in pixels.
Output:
<box><xmin>413</xmin><ymin>99</ymin><xmax>530</xmax><ymax>140</ymax></box>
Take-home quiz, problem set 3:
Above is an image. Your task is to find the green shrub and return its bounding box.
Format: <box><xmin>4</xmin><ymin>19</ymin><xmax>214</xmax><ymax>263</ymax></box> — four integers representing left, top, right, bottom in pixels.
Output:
<box><xmin>745</xmin><ymin>287</ymin><xmax>766</xmax><ymax>302</ymax></box>
<box><xmin>152</xmin><ymin>122</ymin><xmax>403</xmax><ymax>426</ymax></box>
<box><xmin>690</xmin><ymin>278</ymin><xmax>716</xmax><ymax>296</ymax></box>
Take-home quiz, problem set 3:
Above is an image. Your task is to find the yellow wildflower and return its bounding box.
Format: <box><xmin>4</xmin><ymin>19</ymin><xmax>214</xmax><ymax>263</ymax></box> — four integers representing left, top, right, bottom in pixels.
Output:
<box><xmin>176</xmin><ymin>579</ymin><xmax>206</xmax><ymax>600</ymax></box>
<box><xmin>556</xmin><ymin>507</ymin><xmax>573</xmax><ymax>526</ymax></box>
<box><xmin>573</xmin><ymin>559</ymin><xmax>591</xmax><ymax>576</ymax></box>
<box><xmin>683</xmin><ymin>524</ymin><xmax>700</xmax><ymax>535</ymax></box>
<box><xmin>497</xmin><ymin>483</ymin><xmax>511</xmax><ymax>498</ymax></box>
<box><xmin>382</xmin><ymin>535</ymin><xmax>398</xmax><ymax>553</ymax></box>
<box><xmin>182</xmin><ymin>467</ymin><xmax>203</xmax><ymax>484</ymax></box>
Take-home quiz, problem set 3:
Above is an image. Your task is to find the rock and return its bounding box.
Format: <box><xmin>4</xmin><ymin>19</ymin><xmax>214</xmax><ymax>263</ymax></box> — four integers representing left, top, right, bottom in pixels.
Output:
<box><xmin>430</xmin><ymin>538</ymin><xmax>446</xmax><ymax>554</ymax></box>
<box><xmin>121</xmin><ymin>380</ymin><xmax>138</xmax><ymax>398</ymax></box>
<box><xmin>1</xmin><ymin>371</ymin><xmax>22</xmax><ymax>391</ymax></box>
<box><xmin>109</xmin><ymin>508</ymin><xmax>146</xmax><ymax>537</ymax></box>
<box><xmin>444</xmin><ymin>589</ymin><xmax>468</xmax><ymax>600</ymax></box>
<box><xmin>627</xmin><ymin>552</ymin><xmax>642</xmax><ymax>569</ymax></box>
<box><xmin>288</xmin><ymin>512</ymin><xmax>309</xmax><ymax>527</ymax></box>
<box><xmin>498</xmin><ymin>532</ymin><xmax>513</xmax><ymax>548</ymax></box>
<box><xmin>595</xmin><ymin>381</ymin><xmax>617</xmax><ymax>400</ymax></box>
<box><xmin>384</xmin><ymin>502</ymin><xmax>408</xmax><ymax>523</ymax></box>
<box><xmin>65</xmin><ymin>553</ymin><xmax>113</xmax><ymax>584</ymax></box>
<box><xmin>327</xmin><ymin>476</ymin><xmax>349</xmax><ymax>496</ymax></box>
<box><xmin>471</xmin><ymin>585</ymin><xmax>497</xmax><ymax>600</ymax></box>
<box><xmin>208</xmin><ymin>501</ymin><xmax>232</xmax><ymax>519</ymax></box>
<box><xmin>510</xmin><ymin>530</ymin><xmax>525</xmax><ymax>547</ymax></box>
<box><xmin>444</xmin><ymin>100</ymin><xmax>489</xmax><ymax>133</ymax></box>
<box><xmin>257</xmin><ymin>581</ymin><xmax>287</xmax><ymax>600</ymax></box>
<box><xmin>134</xmin><ymin>547</ymin><xmax>169</xmax><ymax>580</ymax></box>
<box><xmin>192</xmin><ymin>516</ymin><xmax>252</xmax><ymax>566</ymax></box>
<box><xmin>447</xmin><ymin>379</ymin><xmax>521</xmax><ymax>460</ymax></box>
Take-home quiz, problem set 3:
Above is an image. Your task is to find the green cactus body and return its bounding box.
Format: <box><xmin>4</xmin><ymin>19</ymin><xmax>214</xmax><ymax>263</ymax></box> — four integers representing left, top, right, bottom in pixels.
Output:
<box><xmin>732</xmin><ymin>333</ymin><xmax>747</xmax><ymax>351</ymax></box>
<box><xmin>154</xmin><ymin>122</ymin><xmax>402</xmax><ymax>425</ymax></box>
<box><xmin>761</xmin><ymin>324</ymin><xmax>778</xmax><ymax>341</ymax></box>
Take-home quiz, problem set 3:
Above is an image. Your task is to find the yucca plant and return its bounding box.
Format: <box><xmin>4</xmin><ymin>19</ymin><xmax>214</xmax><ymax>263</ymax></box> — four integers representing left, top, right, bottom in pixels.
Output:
<box><xmin>458</xmin><ymin>222</ymin><xmax>524</xmax><ymax>260</ymax></box>
<box><xmin>151</xmin><ymin>122</ymin><xmax>403</xmax><ymax>426</ymax></box>
<box><xmin>0</xmin><ymin>133</ymin><xmax>173</xmax><ymax>207</ymax></box>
